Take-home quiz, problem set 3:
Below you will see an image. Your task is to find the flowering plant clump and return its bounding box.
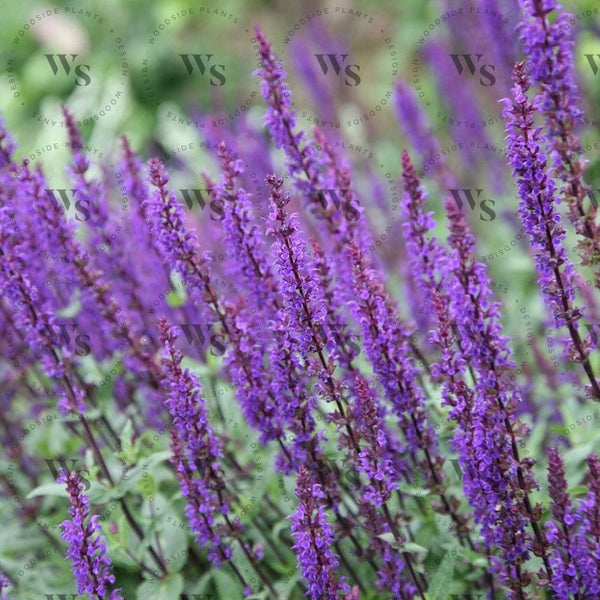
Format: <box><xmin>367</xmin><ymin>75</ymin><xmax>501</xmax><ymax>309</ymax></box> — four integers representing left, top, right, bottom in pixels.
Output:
<box><xmin>1</xmin><ymin>2</ymin><xmax>600</xmax><ymax>599</ymax></box>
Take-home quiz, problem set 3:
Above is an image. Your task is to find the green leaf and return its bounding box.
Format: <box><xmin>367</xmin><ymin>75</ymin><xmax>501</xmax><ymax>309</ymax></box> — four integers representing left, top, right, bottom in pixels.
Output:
<box><xmin>426</xmin><ymin>551</ymin><xmax>456</xmax><ymax>600</ymax></box>
<box><xmin>167</xmin><ymin>270</ymin><xmax>187</xmax><ymax>307</ymax></box>
<box><xmin>214</xmin><ymin>568</ymin><xmax>242</xmax><ymax>598</ymax></box>
<box><xmin>136</xmin><ymin>573</ymin><xmax>184</xmax><ymax>600</ymax></box>
<box><xmin>398</xmin><ymin>481</ymin><xmax>430</xmax><ymax>497</ymax></box>
<box><xmin>273</xmin><ymin>571</ymin><xmax>301</xmax><ymax>600</ymax></box>
<box><xmin>166</xmin><ymin>290</ymin><xmax>185</xmax><ymax>307</ymax></box>
<box><xmin>399</xmin><ymin>542</ymin><xmax>428</xmax><ymax>554</ymax></box>
<box><xmin>568</xmin><ymin>484</ymin><xmax>589</xmax><ymax>497</ymax></box>
<box><xmin>119</xmin><ymin>419</ymin><xmax>135</xmax><ymax>462</ymax></box>
<box><xmin>158</xmin><ymin>518</ymin><xmax>188</xmax><ymax>573</ymax></box>
<box><xmin>26</xmin><ymin>483</ymin><xmax>67</xmax><ymax>499</ymax></box>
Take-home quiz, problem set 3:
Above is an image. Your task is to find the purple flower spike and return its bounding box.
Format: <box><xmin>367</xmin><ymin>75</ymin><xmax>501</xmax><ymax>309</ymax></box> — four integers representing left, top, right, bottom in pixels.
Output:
<box><xmin>254</xmin><ymin>28</ymin><xmax>324</xmax><ymax>203</ymax></box>
<box><xmin>519</xmin><ymin>0</ymin><xmax>600</xmax><ymax>285</ymax></box>
<box><xmin>289</xmin><ymin>468</ymin><xmax>350</xmax><ymax>599</ymax></box>
<box><xmin>572</xmin><ymin>456</ymin><xmax>600</xmax><ymax>597</ymax></box>
<box><xmin>160</xmin><ymin>320</ymin><xmax>232</xmax><ymax>565</ymax></box>
<box><xmin>545</xmin><ymin>447</ymin><xmax>584</xmax><ymax>599</ymax></box>
<box><xmin>503</xmin><ymin>63</ymin><xmax>600</xmax><ymax>400</ymax></box>
<box><xmin>59</xmin><ymin>470</ymin><xmax>123</xmax><ymax>600</ymax></box>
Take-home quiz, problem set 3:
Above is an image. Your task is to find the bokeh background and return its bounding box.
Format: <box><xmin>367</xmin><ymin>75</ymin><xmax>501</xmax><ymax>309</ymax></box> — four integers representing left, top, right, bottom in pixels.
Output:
<box><xmin>1</xmin><ymin>1</ymin><xmax>599</xmax><ymax>597</ymax></box>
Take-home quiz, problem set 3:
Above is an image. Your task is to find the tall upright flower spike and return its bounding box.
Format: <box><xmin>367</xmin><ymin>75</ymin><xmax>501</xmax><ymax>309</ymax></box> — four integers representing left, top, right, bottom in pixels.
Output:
<box><xmin>442</xmin><ymin>155</ymin><xmax>549</xmax><ymax>595</ymax></box>
<box><xmin>119</xmin><ymin>137</ymin><xmax>178</xmax><ymax>332</ymax></box>
<box><xmin>347</xmin><ymin>239</ymin><xmax>439</xmax><ymax>473</ymax></box>
<box><xmin>265</xmin><ymin>175</ymin><xmax>373</xmax><ymax>516</ymax></box>
<box><xmin>255</xmin><ymin>28</ymin><xmax>318</xmax><ymax>186</ymax></box>
<box><xmin>402</xmin><ymin>150</ymin><xmax>542</xmax><ymax>596</ymax></box>
<box><xmin>400</xmin><ymin>151</ymin><xmax>457</xmax><ymax>314</ymax></box>
<box><xmin>266</xmin><ymin>175</ymin><xmax>328</xmax><ymax>358</ymax></box>
<box><xmin>350</xmin><ymin>375</ymin><xmax>403</xmax><ymax>508</ymax></box>
<box><xmin>147</xmin><ymin>159</ymin><xmax>287</xmax><ymax>445</ymax></box>
<box><xmin>573</xmin><ymin>455</ymin><xmax>600</xmax><ymax>596</ymax></box>
<box><xmin>255</xmin><ymin>27</ymin><xmax>340</xmax><ymax>225</ymax></box>
<box><xmin>0</xmin><ymin>205</ymin><xmax>85</xmax><ymax>416</ymax></box>
<box><xmin>545</xmin><ymin>447</ymin><xmax>584</xmax><ymax>599</ymax></box>
<box><xmin>503</xmin><ymin>63</ymin><xmax>600</xmax><ymax>400</ymax></box>
<box><xmin>289</xmin><ymin>468</ymin><xmax>350</xmax><ymax>599</ymax></box>
<box><xmin>342</xmin><ymin>375</ymin><xmax>425</xmax><ymax>599</ymax></box>
<box><xmin>9</xmin><ymin>153</ymin><xmax>162</xmax><ymax>390</ymax></box>
<box><xmin>160</xmin><ymin>320</ymin><xmax>234</xmax><ymax>565</ymax></box>
<box><xmin>59</xmin><ymin>470</ymin><xmax>123</xmax><ymax>600</ymax></box>
<box><xmin>145</xmin><ymin>158</ymin><xmax>215</xmax><ymax>319</ymax></box>
<box><xmin>214</xmin><ymin>142</ymin><xmax>280</xmax><ymax>314</ymax></box>
<box><xmin>209</xmin><ymin>167</ymin><xmax>339</xmax><ymax>504</ymax></box>
<box><xmin>312</xmin><ymin>127</ymin><xmax>367</xmax><ymax>247</ymax></box>
<box><xmin>63</xmin><ymin>109</ymin><xmax>154</xmax><ymax>342</ymax></box>
<box><xmin>519</xmin><ymin>0</ymin><xmax>600</xmax><ymax>281</ymax></box>
<box><xmin>310</xmin><ymin>239</ymin><xmax>361</xmax><ymax>374</ymax></box>
<box><xmin>265</xmin><ymin>309</ymin><xmax>331</xmax><ymax>486</ymax></box>
<box><xmin>393</xmin><ymin>80</ymin><xmax>441</xmax><ymax>169</ymax></box>
<box><xmin>347</xmin><ymin>234</ymin><xmax>478</xmax><ymax>553</ymax></box>
<box><xmin>6</xmin><ymin>158</ymin><xmax>82</xmax><ymax>312</ymax></box>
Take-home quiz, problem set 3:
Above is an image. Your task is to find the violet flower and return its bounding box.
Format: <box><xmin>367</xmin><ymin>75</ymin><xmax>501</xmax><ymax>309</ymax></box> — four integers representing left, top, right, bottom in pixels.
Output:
<box><xmin>160</xmin><ymin>320</ymin><xmax>233</xmax><ymax>565</ymax></box>
<box><xmin>254</xmin><ymin>28</ymin><xmax>330</xmax><ymax>212</ymax></box>
<box><xmin>351</xmin><ymin>375</ymin><xmax>401</xmax><ymax>507</ymax></box>
<box><xmin>59</xmin><ymin>470</ymin><xmax>123</xmax><ymax>600</ymax></box>
<box><xmin>573</xmin><ymin>455</ymin><xmax>600</xmax><ymax>596</ymax></box>
<box><xmin>145</xmin><ymin>158</ymin><xmax>214</xmax><ymax>321</ymax></box>
<box><xmin>347</xmin><ymin>238</ymin><xmax>438</xmax><ymax>471</ymax></box>
<box><xmin>518</xmin><ymin>0</ymin><xmax>600</xmax><ymax>274</ymax></box>
<box><xmin>0</xmin><ymin>205</ymin><xmax>86</xmax><ymax>415</ymax></box>
<box><xmin>289</xmin><ymin>468</ymin><xmax>350</xmax><ymax>599</ymax></box>
<box><xmin>503</xmin><ymin>63</ymin><xmax>600</xmax><ymax>400</ymax></box>
<box><xmin>266</xmin><ymin>175</ymin><xmax>327</xmax><ymax>358</ymax></box>
<box><xmin>545</xmin><ymin>447</ymin><xmax>584</xmax><ymax>599</ymax></box>
<box><xmin>394</xmin><ymin>80</ymin><xmax>441</xmax><ymax>171</ymax></box>
<box><xmin>63</xmin><ymin>109</ymin><xmax>154</xmax><ymax>344</ymax></box>
<box><xmin>214</xmin><ymin>142</ymin><xmax>279</xmax><ymax>314</ymax></box>
<box><xmin>147</xmin><ymin>160</ymin><xmax>285</xmax><ymax>447</ymax></box>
